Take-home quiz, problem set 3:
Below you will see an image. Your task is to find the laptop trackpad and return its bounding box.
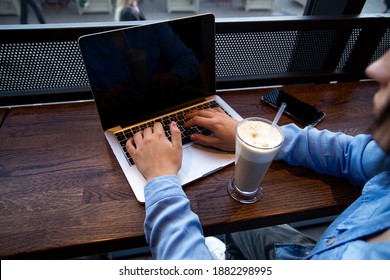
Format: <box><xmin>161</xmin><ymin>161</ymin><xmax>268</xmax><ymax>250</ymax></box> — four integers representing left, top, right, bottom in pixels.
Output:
<box><xmin>178</xmin><ymin>144</ymin><xmax>234</xmax><ymax>183</ymax></box>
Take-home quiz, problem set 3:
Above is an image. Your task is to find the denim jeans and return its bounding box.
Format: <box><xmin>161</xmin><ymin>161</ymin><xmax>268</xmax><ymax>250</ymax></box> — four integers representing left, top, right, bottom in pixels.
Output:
<box><xmin>20</xmin><ymin>0</ymin><xmax>46</xmax><ymax>24</ymax></box>
<box><xmin>224</xmin><ymin>224</ymin><xmax>317</xmax><ymax>260</ymax></box>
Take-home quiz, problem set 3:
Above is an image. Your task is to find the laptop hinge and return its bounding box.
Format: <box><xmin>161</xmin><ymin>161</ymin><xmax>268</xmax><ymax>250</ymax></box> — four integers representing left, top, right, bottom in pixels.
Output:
<box><xmin>107</xmin><ymin>126</ymin><xmax>122</xmax><ymax>133</ymax></box>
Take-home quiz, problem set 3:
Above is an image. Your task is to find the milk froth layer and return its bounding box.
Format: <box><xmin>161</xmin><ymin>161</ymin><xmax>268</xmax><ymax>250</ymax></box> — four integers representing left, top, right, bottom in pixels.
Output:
<box><xmin>236</xmin><ymin>120</ymin><xmax>283</xmax><ymax>162</ymax></box>
<box><xmin>238</xmin><ymin>121</ymin><xmax>283</xmax><ymax>148</ymax></box>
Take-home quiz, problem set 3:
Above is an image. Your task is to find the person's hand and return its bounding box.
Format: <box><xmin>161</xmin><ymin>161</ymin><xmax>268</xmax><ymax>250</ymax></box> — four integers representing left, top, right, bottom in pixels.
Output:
<box><xmin>126</xmin><ymin>122</ymin><xmax>182</xmax><ymax>181</ymax></box>
<box><xmin>184</xmin><ymin>108</ymin><xmax>238</xmax><ymax>152</ymax></box>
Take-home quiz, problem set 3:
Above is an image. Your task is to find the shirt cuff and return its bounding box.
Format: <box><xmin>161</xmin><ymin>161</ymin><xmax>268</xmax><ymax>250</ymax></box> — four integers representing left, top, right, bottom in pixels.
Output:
<box><xmin>144</xmin><ymin>175</ymin><xmax>186</xmax><ymax>208</ymax></box>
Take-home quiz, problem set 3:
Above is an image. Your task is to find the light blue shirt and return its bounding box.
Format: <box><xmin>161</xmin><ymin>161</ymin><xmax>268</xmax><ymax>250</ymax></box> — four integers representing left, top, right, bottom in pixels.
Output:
<box><xmin>144</xmin><ymin>124</ymin><xmax>390</xmax><ymax>259</ymax></box>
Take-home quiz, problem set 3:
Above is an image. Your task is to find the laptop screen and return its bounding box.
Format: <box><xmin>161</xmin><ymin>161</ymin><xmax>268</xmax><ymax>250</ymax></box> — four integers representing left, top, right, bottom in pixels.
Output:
<box><xmin>79</xmin><ymin>14</ymin><xmax>215</xmax><ymax>131</ymax></box>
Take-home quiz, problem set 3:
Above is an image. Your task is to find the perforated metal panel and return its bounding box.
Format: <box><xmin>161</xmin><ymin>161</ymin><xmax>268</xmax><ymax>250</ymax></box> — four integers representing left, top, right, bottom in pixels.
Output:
<box><xmin>216</xmin><ymin>29</ymin><xmax>358</xmax><ymax>79</ymax></box>
<box><xmin>216</xmin><ymin>31</ymin><xmax>296</xmax><ymax>77</ymax></box>
<box><xmin>0</xmin><ymin>40</ymin><xmax>89</xmax><ymax>96</ymax></box>
<box><xmin>1</xmin><ymin>16</ymin><xmax>390</xmax><ymax>105</ymax></box>
<box><xmin>337</xmin><ymin>29</ymin><xmax>360</xmax><ymax>69</ymax></box>
<box><xmin>370</xmin><ymin>28</ymin><xmax>390</xmax><ymax>64</ymax></box>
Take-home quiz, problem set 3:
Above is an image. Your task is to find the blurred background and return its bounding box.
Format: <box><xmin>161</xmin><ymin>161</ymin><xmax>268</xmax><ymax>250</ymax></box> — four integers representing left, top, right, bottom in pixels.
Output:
<box><xmin>0</xmin><ymin>0</ymin><xmax>386</xmax><ymax>25</ymax></box>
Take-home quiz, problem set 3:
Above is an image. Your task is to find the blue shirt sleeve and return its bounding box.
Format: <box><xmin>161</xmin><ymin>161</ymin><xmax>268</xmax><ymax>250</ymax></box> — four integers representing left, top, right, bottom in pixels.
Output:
<box><xmin>275</xmin><ymin>124</ymin><xmax>390</xmax><ymax>186</ymax></box>
<box><xmin>144</xmin><ymin>175</ymin><xmax>213</xmax><ymax>260</ymax></box>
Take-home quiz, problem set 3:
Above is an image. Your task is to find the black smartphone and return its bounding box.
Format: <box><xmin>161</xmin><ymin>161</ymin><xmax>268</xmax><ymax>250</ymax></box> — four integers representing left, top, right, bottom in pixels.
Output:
<box><xmin>260</xmin><ymin>89</ymin><xmax>326</xmax><ymax>126</ymax></box>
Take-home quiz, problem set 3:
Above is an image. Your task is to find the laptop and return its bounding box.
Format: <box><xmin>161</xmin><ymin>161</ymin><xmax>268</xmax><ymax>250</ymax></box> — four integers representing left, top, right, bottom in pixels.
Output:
<box><xmin>78</xmin><ymin>14</ymin><xmax>242</xmax><ymax>203</ymax></box>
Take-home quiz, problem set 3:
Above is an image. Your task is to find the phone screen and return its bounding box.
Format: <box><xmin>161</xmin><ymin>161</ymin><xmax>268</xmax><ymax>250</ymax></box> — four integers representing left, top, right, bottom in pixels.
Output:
<box><xmin>261</xmin><ymin>89</ymin><xmax>325</xmax><ymax>126</ymax></box>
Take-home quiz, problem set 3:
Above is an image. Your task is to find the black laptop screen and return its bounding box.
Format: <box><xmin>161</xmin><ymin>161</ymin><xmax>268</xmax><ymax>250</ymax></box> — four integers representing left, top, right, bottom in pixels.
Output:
<box><xmin>79</xmin><ymin>14</ymin><xmax>215</xmax><ymax>131</ymax></box>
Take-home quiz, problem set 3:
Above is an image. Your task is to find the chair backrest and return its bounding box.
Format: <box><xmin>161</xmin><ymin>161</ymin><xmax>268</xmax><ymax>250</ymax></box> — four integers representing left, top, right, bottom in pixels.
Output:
<box><xmin>1</xmin><ymin>15</ymin><xmax>389</xmax><ymax>106</ymax></box>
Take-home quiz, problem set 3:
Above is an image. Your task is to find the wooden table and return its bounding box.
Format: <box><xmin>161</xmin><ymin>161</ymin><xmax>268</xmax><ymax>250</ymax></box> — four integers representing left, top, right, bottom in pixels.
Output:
<box><xmin>0</xmin><ymin>108</ymin><xmax>8</xmax><ymax>127</ymax></box>
<box><xmin>0</xmin><ymin>81</ymin><xmax>377</xmax><ymax>259</ymax></box>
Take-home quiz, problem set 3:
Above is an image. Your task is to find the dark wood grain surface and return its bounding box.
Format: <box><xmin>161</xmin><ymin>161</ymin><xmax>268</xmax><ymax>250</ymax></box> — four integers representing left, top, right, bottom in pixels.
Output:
<box><xmin>0</xmin><ymin>81</ymin><xmax>378</xmax><ymax>259</ymax></box>
<box><xmin>0</xmin><ymin>108</ymin><xmax>8</xmax><ymax>127</ymax></box>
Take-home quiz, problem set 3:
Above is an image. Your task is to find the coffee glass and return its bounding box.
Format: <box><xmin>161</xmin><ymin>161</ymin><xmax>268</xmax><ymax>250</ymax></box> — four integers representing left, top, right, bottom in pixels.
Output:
<box><xmin>228</xmin><ymin>117</ymin><xmax>284</xmax><ymax>204</ymax></box>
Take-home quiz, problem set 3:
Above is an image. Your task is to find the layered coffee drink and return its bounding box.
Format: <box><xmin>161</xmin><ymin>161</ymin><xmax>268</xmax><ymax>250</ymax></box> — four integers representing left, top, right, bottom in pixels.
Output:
<box><xmin>228</xmin><ymin>118</ymin><xmax>284</xmax><ymax>203</ymax></box>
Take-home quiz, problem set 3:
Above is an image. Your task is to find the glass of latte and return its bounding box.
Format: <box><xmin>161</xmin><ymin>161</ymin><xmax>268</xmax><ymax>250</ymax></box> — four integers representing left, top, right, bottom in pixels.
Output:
<box><xmin>228</xmin><ymin>117</ymin><xmax>284</xmax><ymax>204</ymax></box>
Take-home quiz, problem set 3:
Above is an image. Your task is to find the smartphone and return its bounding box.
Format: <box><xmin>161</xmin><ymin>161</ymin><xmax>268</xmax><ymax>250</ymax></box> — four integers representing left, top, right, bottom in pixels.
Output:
<box><xmin>260</xmin><ymin>89</ymin><xmax>326</xmax><ymax>126</ymax></box>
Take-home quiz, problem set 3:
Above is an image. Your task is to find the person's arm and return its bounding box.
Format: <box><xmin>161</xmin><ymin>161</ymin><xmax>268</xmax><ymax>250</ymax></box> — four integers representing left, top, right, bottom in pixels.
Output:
<box><xmin>184</xmin><ymin>110</ymin><xmax>390</xmax><ymax>185</ymax></box>
<box><xmin>126</xmin><ymin>122</ymin><xmax>212</xmax><ymax>260</ymax></box>
<box><xmin>275</xmin><ymin>124</ymin><xmax>390</xmax><ymax>186</ymax></box>
<box><xmin>144</xmin><ymin>175</ymin><xmax>212</xmax><ymax>260</ymax></box>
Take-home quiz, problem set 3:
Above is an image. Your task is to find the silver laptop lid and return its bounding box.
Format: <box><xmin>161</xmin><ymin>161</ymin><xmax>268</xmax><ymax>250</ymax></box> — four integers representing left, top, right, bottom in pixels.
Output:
<box><xmin>78</xmin><ymin>14</ymin><xmax>215</xmax><ymax>131</ymax></box>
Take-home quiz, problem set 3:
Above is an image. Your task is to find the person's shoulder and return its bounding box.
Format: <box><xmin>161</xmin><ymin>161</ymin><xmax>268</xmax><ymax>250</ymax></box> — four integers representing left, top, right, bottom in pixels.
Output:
<box><xmin>120</xmin><ymin>6</ymin><xmax>138</xmax><ymax>21</ymax></box>
<box><xmin>120</xmin><ymin>6</ymin><xmax>136</xmax><ymax>14</ymax></box>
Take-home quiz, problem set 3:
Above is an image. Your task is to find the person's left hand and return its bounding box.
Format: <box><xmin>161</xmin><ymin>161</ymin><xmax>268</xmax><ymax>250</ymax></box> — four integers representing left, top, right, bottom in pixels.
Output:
<box><xmin>126</xmin><ymin>122</ymin><xmax>183</xmax><ymax>181</ymax></box>
<box><xmin>184</xmin><ymin>108</ymin><xmax>238</xmax><ymax>152</ymax></box>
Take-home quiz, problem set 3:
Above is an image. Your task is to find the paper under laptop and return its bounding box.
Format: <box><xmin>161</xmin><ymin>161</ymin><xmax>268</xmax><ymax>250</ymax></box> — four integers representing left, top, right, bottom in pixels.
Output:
<box><xmin>78</xmin><ymin>14</ymin><xmax>242</xmax><ymax>203</ymax></box>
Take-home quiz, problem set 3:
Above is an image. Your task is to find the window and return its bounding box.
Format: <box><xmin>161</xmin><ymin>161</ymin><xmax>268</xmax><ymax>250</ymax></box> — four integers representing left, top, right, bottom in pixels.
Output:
<box><xmin>0</xmin><ymin>0</ymin><xmax>376</xmax><ymax>26</ymax></box>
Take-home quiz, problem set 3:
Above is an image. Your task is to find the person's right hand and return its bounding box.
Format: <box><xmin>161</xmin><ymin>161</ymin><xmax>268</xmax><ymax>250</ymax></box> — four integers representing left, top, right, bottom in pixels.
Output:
<box><xmin>184</xmin><ymin>108</ymin><xmax>238</xmax><ymax>152</ymax></box>
<box><xmin>126</xmin><ymin>122</ymin><xmax>182</xmax><ymax>181</ymax></box>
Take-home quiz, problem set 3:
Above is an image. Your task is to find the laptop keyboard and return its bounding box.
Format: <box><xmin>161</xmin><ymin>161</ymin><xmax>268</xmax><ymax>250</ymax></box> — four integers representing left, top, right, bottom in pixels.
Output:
<box><xmin>114</xmin><ymin>100</ymin><xmax>229</xmax><ymax>166</ymax></box>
